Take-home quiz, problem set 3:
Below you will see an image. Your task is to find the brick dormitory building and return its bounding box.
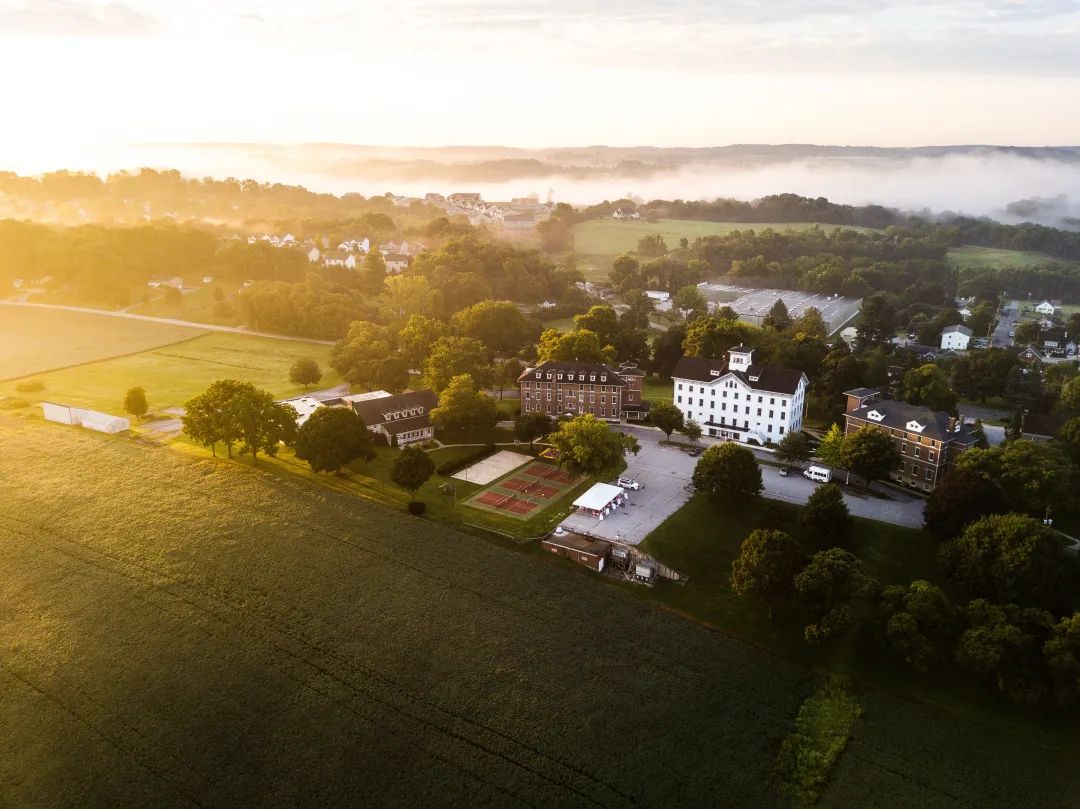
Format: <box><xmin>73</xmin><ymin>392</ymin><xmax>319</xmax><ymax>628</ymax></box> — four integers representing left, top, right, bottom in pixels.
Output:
<box><xmin>842</xmin><ymin>387</ymin><xmax>979</xmax><ymax>493</ymax></box>
<box><xmin>518</xmin><ymin>361</ymin><xmax>650</xmax><ymax>421</ymax></box>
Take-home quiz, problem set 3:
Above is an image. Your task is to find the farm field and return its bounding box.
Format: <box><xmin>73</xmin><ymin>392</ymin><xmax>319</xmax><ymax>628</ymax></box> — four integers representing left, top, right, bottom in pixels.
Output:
<box><xmin>570</xmin><ymin>218</ymin><xmax>879</xmax><ymax>279</ymax></box>
<box><xmin>947</xmin><ymin>245</ymin><xmax>1080</xmax><ymax>271</ymax></box>
<box><xmin>6</xmin><ymin>420</ymin><xmax>1080</xmax><ymax>807</ymax></box>
<box><xmin>1</xmin><ymin>331</ymin><xmax>340</xmax><ymax>415</ymax></box>
<box><xmin>0</xmin><ymin>305</ymin><xmax>206</xmax><ymax>381</ymax></box>
<box><xmin>125</xmin><ymin>284</ymin><xmax>244</xmax><ymax>327</ymax></box>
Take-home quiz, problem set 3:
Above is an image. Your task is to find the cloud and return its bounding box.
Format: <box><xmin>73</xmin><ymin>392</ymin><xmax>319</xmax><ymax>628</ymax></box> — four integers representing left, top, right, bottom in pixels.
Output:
<box><xmin>0</xmin><ymin>1</ymin><xmax>158</xmax><ymax>37</ymax></box>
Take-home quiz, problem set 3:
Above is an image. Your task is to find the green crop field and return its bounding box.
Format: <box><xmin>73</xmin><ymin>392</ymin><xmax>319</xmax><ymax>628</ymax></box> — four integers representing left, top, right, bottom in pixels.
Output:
<box><xmin>570</xmin><ymin>219</ymin><xmax>879</xmax><ymax>280</ymax></box>
<box><xmin>0</xmin><ymin>305</ymin><xmax>207</xmax><ymax>381</ymax></box>
<box><xmin>6</xmin><ymin>419</ymin><xmax>1080</xmax><ymax>808</ymax></box>
<box><xmin>1</xmin><ymin>330</ymin><xmax>339</xmax><ymax>416</ymax></box>
<box><xmin>948</xmin><ymin>245</ymin><xmax>1080</xmax><ymax>271</ymax></box>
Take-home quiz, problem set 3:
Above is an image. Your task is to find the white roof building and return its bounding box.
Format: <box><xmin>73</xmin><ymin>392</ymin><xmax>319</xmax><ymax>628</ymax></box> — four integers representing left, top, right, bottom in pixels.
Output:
<box><xmin>940</xmin><ymin>324</ymin><xmax>973</xmax><ymax>351</ymax></box>
<box><xmin>573</xmin><ymin>482</ymin><xmax>626</xmax><ymax>516</ymax></box>
<box><xmin>281</xmin><ymin>396</ymin><xmax>324</xmax><ymax>427</ymax></box>
<box><xmin>1035</xmin><ymin>300</ymin><xmax>1058</xmax><ymax>315</ymax></box>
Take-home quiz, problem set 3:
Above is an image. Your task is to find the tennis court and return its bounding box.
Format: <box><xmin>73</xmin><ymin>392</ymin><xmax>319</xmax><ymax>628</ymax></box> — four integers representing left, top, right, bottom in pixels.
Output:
<box><xmin>465</xmin><ymin>461</ymin><xmax>583</xmax><ymax>520</ymax></box>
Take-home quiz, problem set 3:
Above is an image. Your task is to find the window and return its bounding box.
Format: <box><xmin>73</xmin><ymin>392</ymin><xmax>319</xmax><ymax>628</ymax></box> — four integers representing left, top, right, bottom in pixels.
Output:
<box><xmin>677</xmin><ymin>395</ymin><xmax>682</xmax><ymax>403</ymax></box>
<box><xmin>677</xmin><ymin>383</ymin><xmax>683</xmax><ymax>390</ymax></box>
<box><xmin>925</xmin><ymin>468</ymin><xmax>933</xmax><ymax>480</ymax></box>
<box><xmin>770</xmin><ymin>398</ymin><xmax>775</xmax><ymax>405</ymax></box>
<box><xmin>769</xmin><ymin>410</ymin><xmax>774</xmax><ymax>419</ymax></box>
<box><xmin>756</xmin><ymin>408</ymin><xmax>762</xmax><ymax>416</ymax></box>
<box><xmin>914</xmin><ymin>447</ymin><xmax>921</xmax><ymax>459</ymax></box>
<box><xmin>699</xmin><ymin>398</ymin><xmax>703</xmax><ymax>406</ymax></box>
<box><xmin>779</xmin><ymin>426</ymin><xmax>785</xmax><ymax>435</ymax></box>
<box><xmin>710</xmin><ymin>401</ymin><xmax>715</xmax><ymax>409</ymax></box>
<box><xmin>757</xmin><ymin>396</ymin><xmax>763</xmax><ymax>403</ymax></box>
<box><xmin>928</xmin><ymin>451</ymin><xmax>936</xmax><ymax>462</ymax></box>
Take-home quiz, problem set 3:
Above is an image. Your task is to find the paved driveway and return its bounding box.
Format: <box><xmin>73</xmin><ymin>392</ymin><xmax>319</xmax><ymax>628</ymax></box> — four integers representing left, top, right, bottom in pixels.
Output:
<box><xmin>594</xmin><ymin>427</ymin><xmax>926</xmax><ymax>536</ymax></box>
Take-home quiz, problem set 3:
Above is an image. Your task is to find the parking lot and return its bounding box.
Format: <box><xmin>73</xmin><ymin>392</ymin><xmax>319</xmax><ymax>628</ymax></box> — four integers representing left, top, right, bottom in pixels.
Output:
<box><xmin>700</xmin><ymin>283</ymin><xmax>861</xmax><ymax>335</ymax></box>
<box><xmin>560</xmin><ymin>427</ymin><xmax>925</xmax><ymax>543</ymax></box>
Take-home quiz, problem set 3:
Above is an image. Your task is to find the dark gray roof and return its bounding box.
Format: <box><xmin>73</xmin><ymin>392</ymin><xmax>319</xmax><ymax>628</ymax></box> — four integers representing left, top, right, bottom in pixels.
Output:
<box><xmin>348</xmin><ymin>390</ymin><xmax>437</xmax><ymax>432</ymax></box>
<box><xmin>519</xmin><ymin>361</ymin><xmax>627</xmax><ymax>383</ymax></box>
<box><xmin>671</xmin><ymin>355</ymin><xmax>806</xmax><ymax>395</ymax></box>
<box><xmin>846</xmin><ymin>398</ymin><xmax>977</xmax><ymax>445</ymax></box>
<box><xmin>843</xmin><ymin>387</ymin><xmax>880</xmax><ymax>399</ymax></box>
<box><xmin>942</xmin><ymin>324</ymin><xmax>973</xmax><ymax>335</ymax></box>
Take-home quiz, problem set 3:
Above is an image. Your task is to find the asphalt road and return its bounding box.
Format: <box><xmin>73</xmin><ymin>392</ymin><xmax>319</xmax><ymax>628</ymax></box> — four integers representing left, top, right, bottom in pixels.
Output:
<box><xmin>991</xmin><ymin>300</ymin><xmax>1018</xmax><ymax>348</ymax></box>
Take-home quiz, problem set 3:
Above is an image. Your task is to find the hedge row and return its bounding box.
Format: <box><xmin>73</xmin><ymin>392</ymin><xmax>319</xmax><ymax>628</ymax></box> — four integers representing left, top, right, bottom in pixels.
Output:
<box><xmin>436</xmin><ymin>444</ymin><xmax>497</xmax><ymax>476</ymax></box>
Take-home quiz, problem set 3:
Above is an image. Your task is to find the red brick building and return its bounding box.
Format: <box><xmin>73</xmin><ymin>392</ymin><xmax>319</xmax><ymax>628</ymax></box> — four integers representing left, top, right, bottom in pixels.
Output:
<box><xmin>518</xmin><ymin>361</ymin><xmax>648</xmax><ymax>421</ymax></box>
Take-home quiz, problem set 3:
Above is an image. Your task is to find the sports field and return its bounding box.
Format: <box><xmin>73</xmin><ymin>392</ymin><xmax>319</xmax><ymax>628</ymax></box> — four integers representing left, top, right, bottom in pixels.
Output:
<box><xmin>0</xmin><ymin>329</ymin><xmax>339</xmax><ymax>415</ymax></box>
<box><xmin>5</xmin><ymin>419</ymin><xmax>1080</xmax><ymax>808</ymax></box>
<box><xmin>571</xmin><ymin>218</ymin><xmax>878</xmax><ymax>279</ymax></box>
<box><xmin>465</xmin><ymin>461</ymin><xmax>583</xmax><ymax>519</ymax></box>
<box><xmin>0</xmin><ymin>304</ymin><xmax>206</xmax><ymax>381</ymax></box>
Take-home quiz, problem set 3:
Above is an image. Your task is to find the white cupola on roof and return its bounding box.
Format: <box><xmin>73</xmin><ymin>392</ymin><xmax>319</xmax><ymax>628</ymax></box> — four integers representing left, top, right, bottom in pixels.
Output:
<box><xmin>728</xmin><ymin>345</ymin><xmax>754</xmax><ymax>371</ymax></box>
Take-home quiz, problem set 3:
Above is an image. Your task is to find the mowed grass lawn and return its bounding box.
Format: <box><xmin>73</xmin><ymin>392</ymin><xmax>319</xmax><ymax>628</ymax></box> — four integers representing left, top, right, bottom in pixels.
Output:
<box><xmin>0</xmin><ymin>305</ymin><xmax>206</xmax><ymax>381</ymax></box>
<box><xmin>948</xmin><ymin>245</ymin><xmax>1080</xmax><ymax>271</ymax></box>
<box><xmin>2</xmin><ymin>331</ymin><xmax>340</xmax><ymax>415</ymax></box>
<box><xmin>571</xmin><ymin>218</ymin><xmax>879</xmax><ymax>279</ymax></box>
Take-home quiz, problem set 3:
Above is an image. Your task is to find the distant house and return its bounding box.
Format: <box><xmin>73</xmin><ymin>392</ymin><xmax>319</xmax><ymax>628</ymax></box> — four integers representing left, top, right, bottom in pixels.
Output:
<box><xmin>1040</xmin><ymin>326</ymin><xmax>1068</xmax><ymax>357</ymax></box>
<box><xmin>1015</xmin><ymin>344</ymin><xmax>1044</xmax><ymax>365</ymax></box>
<box><xmin>1035</xmin><ymin>300</ymin><xmax>1058</xmax><ymax>316</ymax></box>
<box><xmin>897</xmin><ymin>343</ymin><xmax>941</xmax><ymax>362</ymax></box>
<box><xmin>958</xmin><ymin>307</ymin><xmax>973</xmax><ymax>319</ymax></box>
<box><xmin>307</xmin><ymin>246</ymin><xmax>322</xmax><ymax>263</ymax></box>
<box><xmin>384</xmin><ymin>253</ymin><xmax>410</xmax><ymax>274</ymax></box>
<box><xmin>940</xmin><ymin>324</ymin><xmax>973</xmax><ymax>351</ymax></box>
<box><xmin>345</xmin><ymin>390</ymin><xmax>438</xmax><ymax>446</ymax></box>
<box><xmin>612</xmin><ymin>207</ymin><xmax>640</xmax><ymax>220</ymax></box>
<box><xmin>165</xmin><ymin>277</ymin><xmax>184</xmax><ymax>289</ymax></box>
<box><xmin>323</xmin><ymin>250</ymin><xmax>356</xmax><ymax>269</ymax></box>
<box><xmin>644</xmin><ymin>290</ymin><xmax>670</xmax><ymax>303</ymax></box>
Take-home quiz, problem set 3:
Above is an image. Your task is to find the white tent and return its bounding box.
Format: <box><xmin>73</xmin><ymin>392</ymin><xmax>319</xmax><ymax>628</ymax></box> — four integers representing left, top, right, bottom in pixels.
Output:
<box><xmin>573</xmin><ymin>482</ymin><xmax>625</xmax><ymax>515</ymax></box>
<box><xmin>79</xmin><ymin>410</ymin><xmax>130</xmax><ymax>434</ymax></box>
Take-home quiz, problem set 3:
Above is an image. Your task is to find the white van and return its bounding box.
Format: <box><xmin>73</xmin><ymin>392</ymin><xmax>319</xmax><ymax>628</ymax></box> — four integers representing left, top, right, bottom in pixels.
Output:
<box><xmin>803</xmin><ymin>465</ymin><xmax>832</xmax><ymax>483</ymax></box>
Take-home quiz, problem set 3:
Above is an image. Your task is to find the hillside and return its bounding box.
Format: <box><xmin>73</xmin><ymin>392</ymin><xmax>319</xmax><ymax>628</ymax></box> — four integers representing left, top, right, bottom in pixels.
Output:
<box><xmin>3</xmin><ymin>419</ymin><xmax>1080</xmax><ymax>808</ymax></box>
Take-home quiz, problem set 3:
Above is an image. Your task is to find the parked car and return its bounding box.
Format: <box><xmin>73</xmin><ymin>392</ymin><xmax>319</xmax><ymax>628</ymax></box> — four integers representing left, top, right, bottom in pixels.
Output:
<box><xmin>616</xmin><ymin>477</ymin><xmax>643</xmax><ymax>490</ymax></box>
<box><xmin>778</xmin><ymin>467</ymin><xmax>789</xmax><ymax>476</ymax></box>
<box><xmin>687</xmin><ymin>447</ymin><xmax>702</xmax><ymax>457</ymax></box>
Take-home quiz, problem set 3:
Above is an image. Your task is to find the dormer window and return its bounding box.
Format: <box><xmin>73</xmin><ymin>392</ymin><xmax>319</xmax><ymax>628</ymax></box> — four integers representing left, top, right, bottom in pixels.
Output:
<box><xmin>557</xmin><ymin>373</ymin><xmax>563</xmax><ymax>380</ymax></box>
<box><xmin>709</xmin><ymin>370</ymin><xmax>720</xmax><ymax>377</ymax></box>
<box><xmin>906</xmin><ymin>420</ymin><xmax>925</xmax><ymax>433</ymax></box>
<box><xmin>589</xmin><ymin>374</ymin><xmax>596</xmax><ymax>381</ymax></box>
<box><xmin>601</xmin><ymin>375</ymin><xmax>607</xmax><ymax>382</ymax></box>
<box><xmin>749</xmin><ymin>374</ymin><xmax>760</xmax><ymax>382</ymax></box>
<box><xmin>867</xmin><ymin>409</ymin><xmax>885</xmax><ymax>422</ymax></box>
<box><xmin>546</xmin><ymin>372</ymin><xmax>552</xmax><ymax>380</ymax></box>
<box><xmin>535</xmin><ymin>372</ymin><xmax>541</xmax><ymax>379</ymax></box>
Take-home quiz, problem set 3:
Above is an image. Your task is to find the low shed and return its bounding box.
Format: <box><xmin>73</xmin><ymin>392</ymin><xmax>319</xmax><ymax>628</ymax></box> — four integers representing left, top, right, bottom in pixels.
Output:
<box><xmin>541</xmin><ymin>532</ymin><xmax>611</xmax><ymax>572</ymax></box>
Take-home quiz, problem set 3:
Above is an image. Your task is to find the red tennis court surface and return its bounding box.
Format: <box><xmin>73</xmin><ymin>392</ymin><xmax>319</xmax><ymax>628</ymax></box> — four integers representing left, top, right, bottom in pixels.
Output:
<box><xmin>474</xmin><ymin>491</ymin><xmax>537</xmax><ymax>514</ymax></box>
<box><xmin>501</xmin><ymin>477</ymin><xmax>560</xmax><ymax>498</ymax></box>
<box><xmin>525</xmin><ymin>463</ymin><xmax>574</xmax><ymax>484</ymax></box>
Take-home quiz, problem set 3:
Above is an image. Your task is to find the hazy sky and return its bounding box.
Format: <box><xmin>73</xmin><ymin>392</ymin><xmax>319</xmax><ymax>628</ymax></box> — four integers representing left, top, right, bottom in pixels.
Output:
<box><xmin>2</xmin><ymin>0</ymin><xmax>1079</xmax><ymax>169</ymax></box>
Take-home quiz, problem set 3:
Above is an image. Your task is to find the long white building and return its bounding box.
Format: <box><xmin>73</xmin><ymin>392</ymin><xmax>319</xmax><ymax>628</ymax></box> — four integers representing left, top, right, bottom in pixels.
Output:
<box><xmin>671</xmin><ymin>346</ymin><xmax>808</xmax><ymax>445</ymax></box>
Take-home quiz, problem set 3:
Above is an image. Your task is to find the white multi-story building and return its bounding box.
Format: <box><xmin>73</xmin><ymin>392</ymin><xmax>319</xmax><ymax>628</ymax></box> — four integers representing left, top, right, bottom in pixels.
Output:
<box><xmin>671</xmin><ymin>346</ymin><xmax>808</xmax><ymax>445</ymax></box>
<box><xmin>940</xmin><ymin>324</ymin><xmax>973</xmax><ymax>350</ymax></box>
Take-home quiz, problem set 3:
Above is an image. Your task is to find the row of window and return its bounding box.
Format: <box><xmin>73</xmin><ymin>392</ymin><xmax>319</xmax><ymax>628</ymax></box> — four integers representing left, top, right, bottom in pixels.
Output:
<box><xmin>525</xmin><ymin>392</ymin><xmax>619</xmax><ymax>404</ymax></box>
<box><xmin>533</xmin><ymin>371</ymin><xmax>611</xmax><ymax>383</ymax></box>
<box><xmin>677</xmin><ymin>396</ymin><xmax>788</xmax><ymax>421</ymax></box>
<box><xmin>676</xmin><ymin>382</ymin><xmax>788</xmax><ymax>407</ymax></box>
<box><xmin>523</xmin><ymin>402</ymin><xmax>614</xmax><ymax>417</ymax></box>
<box><xmin>522</xmin><ymin>382</ymin><xmax>620</xmax><ymax>392</ymax></box>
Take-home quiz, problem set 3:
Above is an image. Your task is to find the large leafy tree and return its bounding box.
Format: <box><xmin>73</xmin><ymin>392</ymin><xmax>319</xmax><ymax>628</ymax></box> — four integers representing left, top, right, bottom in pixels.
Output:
<box><xmin>691</xmin><ymin>443</ymin><xmax>763</xmax><ymax>506</ymax></box>
<box><xmin>289</xmin><ymin>357</ymin><xmax>322</xmax><ymax>389</ymax></box>
<box><xmin>800</xmin><ymin>483</ymin><xmax>852</xmax><ymax>551</ymax></box>
<box><xmin>794</xmin><ymin>548</ymin><xmax>879</xmax><ymax>644</ymax></box>
<box><xmin>815</xmin><ymin>423</ymin><xmax>848</xmax><ymax>476</ymax></box>
<box><xmin>378</xmin><ymin>275</ymin><xmax>441</xmax><ymax>325</ymax></box>
<box><xmin>429</xmin><ymin>374</ymin><xmax>498</xmax><ymax>432</ymax></box>
<box><xmin>649</xmin><ymin>401</ymin><xmax>684</xmax><ymax>440</ymax></box>
<box><xmin>902</xmin><ymin>364</ymin><xmax>958</xmax><ymax>415</ymax></box>
<box><xmin>682</xmin><ymin>315</ymin><xmax>761</xmax><ymax>359</ymax></box>
<box><xmin>422</xmin><ymin>336</ymin><xmax>490</xmax><ymax>393</ymax></box>
<box><xmin>231</xmin><ymin>386</ymin><xmax>297</xmax><ymax>462</ymax></box>
<box><xmin>123</xmin><ymin>386</ymin><xmax>148</xmax><ymax>421</ymax></box>
<box><xmin>536</xmin><ymin>328</ymin><xmax>613</xmax><ymax>363</ymax></box>
<box><xmin>811</xmin><ymin>343</ymin><xmax>864</xmax><ymax>418</ymax></box>
<box><xmin>514</xmin><ymin>411</ymin><xmax>553</xmax><ymax>449</ymax></box>
<box><xmin>329</xmin><ymin>320</ymin><xmax>393</xmax><ymax>387</ymax></box>
<box><xmin>453</xmin><ymin>300</ymin><xmax>536</xmax><ymax>358</ymax></box>
<box><xmin>956</xmin><ymin>599</ymin><xmax>1055</xmax><ymax>707</ymax></box>
<box><xmin>951</xmin><ymin>349</ymin><xmax>1017</xmax><ymax>403</ymax></box>
<box><xmin>940</xmin><ymin>513</ymin><xmax>1080</xmax><ymax>613</ymax></box>
<box><xmin>730</xmin><ymin>529</ymin><xmax>803</xmax><ymax>619</ymax></box>
<box><xmin>390</xmin><ymin>445</ymin><xmax>435</xmax><ymax>502</ymax></box>
<box><xmin>954</xmin><ymin>440</ymin><xmax>1073</xmax><ymax>516</ymax></box>
<box><xmin>843</xmin><ymin>426</ymin><xmax>900</xmax><ymax>490</ymax></box>
<box><xmin>649</xmin><ymin>324</ymin><xmax>687</xmax><ymax>379</ymax></box>
<box><xmin>877</xmin><ymin>580</ymin><xmax>956</xmax><ymax>674</ymax></box>
<box><xmin>791</xmin><ymin>306</ymin><xmax>827</xmax><ymax>340</ymax></box>
<box><xmin>1056</xmin><ymin>418</ymin><xmax>1080</xmax><ymax>464</ymax></box>
<box><xmin>671</xmin><ymin>285</ymin><xmax>708</xmax><ymax>320</ymax></box>
<box><xmin>1044</xmin><ymin>612</ymin><xmax>1080</xmax><ymax>709</ymax></box>
<box><xmin>398</xmin><ymin>315</ymin><xmax>451</xmax><ymax>369</ymax></box>
<box><xmin>762</xmin><ymin>298</ymin><xmax>791</xmax><ymax>331</ymax></box>
<box><xmin>182</xmin><ymin>378</ymin><xmax>253</xmax><ymax>457</ymax></box>
<box><xmin>923</xmin><ymin>468</ymin><xmax>1006</xmax><ymax>540</ymax></box>
<box><xmin>294</xmin><ymin>407</ymin><xmax>375</xmax><ymax>473</ymax></box>
<box><xmin>856</xmin><ymin>294</ymin><xmax>897</xmax><ymax>347</ymax></box>
<box><xmin>573</xmin><ymin>305</ymin><xmax>620</xmax><ymax>346</ymax></box>
<box><xmin>547</xmin><ymin>414</ymin><xmax>639</xmax><ymax>477</ymax></box>
<box><xmin>775</xmin><ymin>431</ymin><xmax>812</xmax><ymax>466</ymax></box>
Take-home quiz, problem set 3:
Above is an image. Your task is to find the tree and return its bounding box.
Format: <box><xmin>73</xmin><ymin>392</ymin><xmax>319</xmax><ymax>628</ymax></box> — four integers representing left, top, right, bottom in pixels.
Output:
<box><xmin>902</xmin><ymin>364</ymin><xmax>958</xmax><ymax>415</ymax></box>
<box><xmin>800</xmin><ymin>484</ymin><xmax>852</xmax><ymax>550</ymax></box>
<box><xmin>573</xmin><ymin>305</ymin><xmax>620</xmax><ymax>346</ymax></box>
<box><xmin>398</xmin><ymin>315</ymin><xmax>450</xmax><ymax>369</ymax></box>
<box><xmin>730</xmin><ymin>529</ymin><xmax>803</xmax><ymax>619</ymax></box>
<box><xmin>649</xmin><ymin>400</ymin><xmax>684</xmax><ymax>440</ymax></box>
<box><xmin>816</xmin><ymin>423</ymin><xmax>849</xmax><ymax>480</ymax></box>
<box><xmin>422</xmin><ymin>336</ymin><xmax>490</xmax><ymax>393</ymax></box>
<box><xmin>1014</xmin><ymin>320</ymin><xmax>1040</xmax><ymax>345</ymax></box>
<box><xmin>970</xmin><ymin>418</ymin><xmax>989</xmax><ymax>449</ymax></box>
<box><xmin>429</xmin><ymin>374</ymin><xmax>498</xmax><ymax>432</ymax></box>
<box><xmin>922</xmin><ymin>468</ymin><xmax>1004</xmax><ymax>541</ymax></box>
<box><xmin>360</xmin><ymin>246</ymin><xmax>387</xmax><ymax>293</ymax></box>
<box><xmin>182</xmin><ymin>379</ymin><xmax>252</xmax><ymax>457</ymax></box>
<box><xmin>494</xmin><ymin>358</ymin><xmax>524</xmax><ymax>400</ymax></box>
<box><xmin>636</xmin><ymin>233</ymin><xmax>667</xmax><ymax>258</ymax></box>
<box><xmin>671</xmin><ymin>285</ymin><xmax>708</xmax><ymax>320</ymax></box>
<box><xmin>294</xmin><ymin>407</ymin><xmax>375</xmax><ymax>473</ymax></box>
<box><xmin>378</xmin><ymin>275</ymin><xmax>440</xmax><ymax>325</ymax></box>
<box><xmin>954</xmin><ymin>440</ymin><xmax>1073</xmax><ymax>516</ymax></box>
<box><xmin>1044</xmin><ymin>612</ymin><xmax>1080</xmax><ymax>709</ymax></box>
<box><xmin>1057</xmin><ymin>418</ymin><xmax>1080</xmax><ymax>463</ymax></box>
<box><xmin>536</xmin><ymin>328</ymin><xmax>613</xmax><ymax>364</ymax></box>
<box><xmin>546</xmin><ymin>414</ymin><xmax>640</xmax><ymax>477</ymax></box>
<box><xmin>1061</xmin><ymin>376</ymin><xmax>1080</xmax><ymax>414</ymax></box>
<box><xmin>791</xmin><ymin>307</ymin><xmax>827</xmax><ymax>340</ymax></box>
<box><xmin>453</xmin><ymin>300</ymin><xmax>536</xmax><ymax>358</ymax></box>
<box><xmin>123</xmin><ymin>386</ymin><xmax>148</xmax><ymax>421</ymax></box>
<box><xmin>231</xmin><ymin>386</ymin><xmax>297</xmax><ymax>463</ymax></box>
<box><xmin>691</xmin><ymin>443</ymin><xmax>763</xmax><ymax>506</ymax></box>
<box><xmin>649</xmin><ymin>324</ymin><xmax>687</xmax><ymax>379</ymax></box>
<box><xmin>289</xmin><ymin>357</ymin><xmax>322</xmax><ymax>389</ymax></box>
<box><xmin>856</xmin><ymin>294</ymin><xmax>897</xmax><ymax>347</ymax></box>
<box><xmin>329</xmin><ymin>321</ymin><xmax>393</xmax><ymax>387</ymax></box>
<box><xmin>843</xmin><ymin>426</ymin><xmax>900</xmax><ymax>490</ymax></box>
<box><xmin>956</xmin><ymin>599</ymin><xmax>1055</xmax><ymax>707</ymax></box>
<box><xmin>951</xmin><ymin>349</ymin><xmax>1016</xmax><ymax>403</ymax></box>
<box><xmin>609</xmin><ymin>254</ymin><xmax>643</xmax><ymax>293</ymax></box>
<box><xmin>762</xmin><ymin>298</ymin><xmax>792</xmax><ymax>331</ymax></box>
<box><xmin>940</xmin><ymin>513</ymin><xmax>1080</xmax><ymax>613</ymax></box>
<box><xmin>775</xmin><ymin>431</ymin><xmax>811</xmax><ymax>466</ymax></box>
<box><xmin>811</xmin><ymin>344</ymin><xmax>864</xmax><ymax>419</ymax></box>
<box><xmin>877</xmin><ymin>581</ymin><xmax>956</xmax><ymax>674</ymax></box>
<box><xmin>794</xmin><ymin>548</ymin><xmax>879</xmax><ymax>644</ymax></box>
<box><xmin>514</xmin><ymin>410</ymin><xmax>552</xmax><ymax>449</ymax></box>
<box><xmin>390</xmin><ymin>445</ymin><xmax>435</xmax><ymax>502</ymax></box>
<box><xmin>681</xmin><ymin>419</ymin><xmax>702</xmax><ymax>443</ymax></box>
<box><xmin>376</xmin><ymin>356</ymin><xmax>410</xmax><ymax>394</ymax></box>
